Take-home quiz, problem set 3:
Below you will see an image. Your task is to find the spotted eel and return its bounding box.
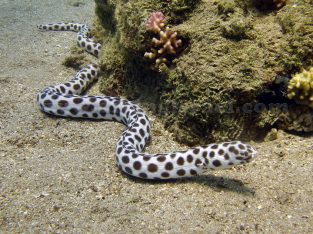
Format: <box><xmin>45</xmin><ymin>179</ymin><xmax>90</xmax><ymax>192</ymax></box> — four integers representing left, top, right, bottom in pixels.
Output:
<box><xmin>36</xmin><ymin>23</ymin><xmax>257</xmax><ymax>180</ymax></box>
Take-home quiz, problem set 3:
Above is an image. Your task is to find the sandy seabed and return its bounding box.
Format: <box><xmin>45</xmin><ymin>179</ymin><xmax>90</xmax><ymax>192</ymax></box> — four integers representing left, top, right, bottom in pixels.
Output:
<box><xmin>0</xmin><ymin>0</ymin><xmax>312</xmax><ymax>233</ymax></box>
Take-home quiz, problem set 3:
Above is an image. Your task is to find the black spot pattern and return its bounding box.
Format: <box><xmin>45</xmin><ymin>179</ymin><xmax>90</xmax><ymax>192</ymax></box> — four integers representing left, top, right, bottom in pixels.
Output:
<box><xmin>73</xmin><ymin>97</ymin><xmax>83</xmax><ymax>104</ymax></box>
<box><xmin>213</xmin><ymin>160</ymin><xmax>221</xmax><ymax>167</ymax></box>
<box><xmin>148</xmin><ymin>164</ymin><xmax>158</xmax><ymax>173</ymax></box>
<box><xmin>133</xmin><ymin>161</ymin><xmax>141</xmax><ymax>170</ymax></box>
<box><xmin>69</xmin><ymin>108</ymin><xmax>78</xmax><ymax>115</ymax></box>
<box><xmin>177</xmin><ymin>169</ymin><xmax>186</xmax><ymax>176</ymax></box>
<box><xmin>177</xmin><ymin>157</ymin><xmax>184</xmax><ymax>166</ymax></box>
<box><xmin>43</xmin><ymin>100</ymin><xmax>52</xmax><ymax>107</ymax></box>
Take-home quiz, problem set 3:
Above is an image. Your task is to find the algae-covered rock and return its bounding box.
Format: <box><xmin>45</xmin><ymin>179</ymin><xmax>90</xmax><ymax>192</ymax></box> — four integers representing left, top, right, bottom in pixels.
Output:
<box><xmin>93</xmin><ymin>0</ymin><xmax>313</xmax><ymax>145</ymax></box>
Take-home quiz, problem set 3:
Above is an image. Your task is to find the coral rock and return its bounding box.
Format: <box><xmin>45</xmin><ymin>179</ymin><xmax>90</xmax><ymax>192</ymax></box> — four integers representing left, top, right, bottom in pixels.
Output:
<box><xmin>276</xmin><ymin>105</ymin><xmax>313</xmax><ymax>132</ymax></box>
<box><xmin>288</xmin><ymin>67</ymin><xmax>313</xmax><ymax>108</ymax></box>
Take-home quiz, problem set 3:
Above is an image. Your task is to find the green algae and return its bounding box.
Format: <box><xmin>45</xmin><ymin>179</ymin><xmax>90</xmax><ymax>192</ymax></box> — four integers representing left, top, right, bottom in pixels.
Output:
<box><xmin>62</xmin><ymin>47</ymin><xmax>88</xmax><ymax>69</ymax></box>
<box><xmin>93</xmin><ymin>0</ymin><xmax>313</xmax><ymax>145</ymax></box>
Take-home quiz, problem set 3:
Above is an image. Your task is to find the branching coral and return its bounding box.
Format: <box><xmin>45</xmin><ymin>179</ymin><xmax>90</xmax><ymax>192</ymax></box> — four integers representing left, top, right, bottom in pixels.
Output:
<box><xmin>288</xmin><ymin>67</ymin><xmax>313</xmax><ymax>108</ymax></box>
<box><xmin>144</xmin><ymin>12</ymin><xmax>182</xmax><ymax>69</ymax></box>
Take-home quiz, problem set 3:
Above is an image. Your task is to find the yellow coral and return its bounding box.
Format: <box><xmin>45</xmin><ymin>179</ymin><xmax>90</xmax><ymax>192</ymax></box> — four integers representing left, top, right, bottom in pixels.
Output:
<box><xmin>287</xmin><ymin>67</ymin><xmax>313</xmax><ymax>108</ymax></box>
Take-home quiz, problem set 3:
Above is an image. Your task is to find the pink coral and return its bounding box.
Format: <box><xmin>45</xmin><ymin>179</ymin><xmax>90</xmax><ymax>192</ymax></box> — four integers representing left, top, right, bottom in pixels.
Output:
<box><xmin>145</xmin><ymin>11</ymin><xmax>166</xmax><ymax>33</ymax></box>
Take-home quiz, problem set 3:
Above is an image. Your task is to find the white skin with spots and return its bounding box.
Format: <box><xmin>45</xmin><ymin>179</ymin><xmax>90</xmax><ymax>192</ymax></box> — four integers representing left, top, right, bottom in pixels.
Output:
<box><xmin>37</xmin><ymin>23</ymin><xmax>257</xmax><ymax>180</ymax></box>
